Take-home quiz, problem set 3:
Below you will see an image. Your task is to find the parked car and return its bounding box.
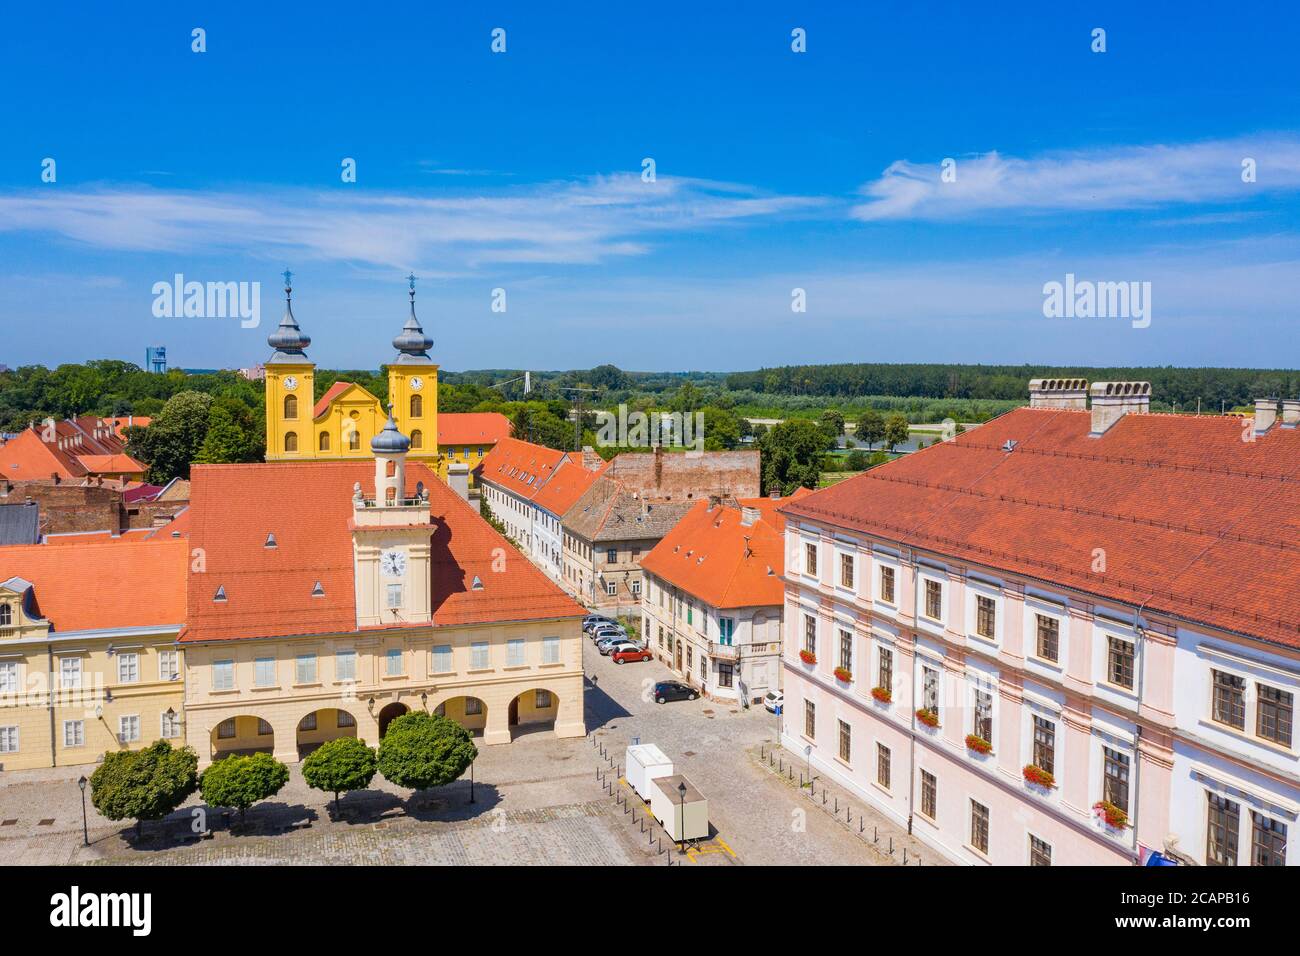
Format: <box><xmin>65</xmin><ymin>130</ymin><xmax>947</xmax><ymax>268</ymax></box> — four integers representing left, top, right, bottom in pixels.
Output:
<box><xmin>583</xmin><ymin>615</ymin><xmax>616</xmax><ymax>633</ymax></box>
<box><xmin>763</xmin><ymin>690</ymin><xmax>785</xmax><ymax>713</ymax></box>
<box><xmin>592</xmin><ymin>627</ymin><xmax>628</xmax><ymax>644</ymax></box>
<box><xmin>597</xmin><ymin>636</ymin><xmax>643</xmax><ymax>655</ymax></box>
<box><xmin>653</xmin><ymin>681</ymin><xmax>699</xmax><ymax>704</ymax></box>
<box><xmin>611</xmin><ymin>646</ymin><xmax>653</xmax><ymax>664</ymax></box>
<box><xmin>596</xmin><ymin>631</ymin><xmax>638</xmax><ymax>648</ymax></box>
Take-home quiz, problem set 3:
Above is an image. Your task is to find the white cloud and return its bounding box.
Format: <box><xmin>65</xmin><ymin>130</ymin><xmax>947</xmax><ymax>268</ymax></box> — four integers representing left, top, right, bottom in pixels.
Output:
<box><xmin>851</xmin><ymin>136</ymin><xmax>1300</xmax><ymax>221</ymax></box>
<box><xmin>0</xmin><ymin>175</ymin><xmax>821</xmax><ymax>272</ymax></box>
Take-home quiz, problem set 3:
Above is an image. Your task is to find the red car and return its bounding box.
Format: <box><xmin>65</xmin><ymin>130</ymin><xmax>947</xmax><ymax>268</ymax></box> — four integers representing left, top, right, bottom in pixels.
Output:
<box><xmin>610</xmin><ymin>647</ymin><xmax>653</xmax><ymax>665</ymax></box>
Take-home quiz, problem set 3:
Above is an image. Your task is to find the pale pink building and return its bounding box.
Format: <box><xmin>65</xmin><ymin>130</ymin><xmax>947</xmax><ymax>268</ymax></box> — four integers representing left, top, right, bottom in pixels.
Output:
<box><xmin>779</xmin><ymin>383</ymin><xmax>1299</xmax><ymax>866</ymax></box>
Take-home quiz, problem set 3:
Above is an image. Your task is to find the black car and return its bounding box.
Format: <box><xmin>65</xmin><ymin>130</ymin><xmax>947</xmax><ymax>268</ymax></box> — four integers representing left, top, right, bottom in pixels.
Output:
<box><xmin>653</xmin><ymin>681</ymin><xmax>699</xmax><ymax>704</ymax></box>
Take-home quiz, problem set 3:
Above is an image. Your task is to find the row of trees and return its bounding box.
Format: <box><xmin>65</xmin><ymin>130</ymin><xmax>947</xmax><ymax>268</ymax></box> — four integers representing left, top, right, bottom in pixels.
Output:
<box><xmin>88</xmin><ymin>712</ymin><xmax>478</xmax><ymax>837</ymax></box>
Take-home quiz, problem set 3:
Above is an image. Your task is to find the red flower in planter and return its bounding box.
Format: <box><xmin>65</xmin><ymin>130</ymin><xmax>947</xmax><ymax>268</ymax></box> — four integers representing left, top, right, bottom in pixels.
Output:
<box><xmin>833</xmin><ymin>666</ymin><xmax>852</xmax><ymax>682</ymax></box>
<box><xmin>965</xmin><ymin>734</ymin><xmax>993</xmax><ymax>755</ymax></box>
<box><xmin>1093</xmin><ymin>800</ymin><xmax>1130</xmax><ymax>829</ymax></box>
<box><xmin>1022</xmin><ymin>764</ymin><xmax>1056</xmax><ymax>788</ymax></box>
<box><xmin>915</xmin><ymin>708</ymin><xmax>940</xmax><ymax>728</ymax></box>
<box><xmin>799</xmin><ymin>649</ymin><xmax>817</xmax><ymax>665</ymax></box>
<box><xmin>870</xmin><ymin>686</ymin><xmax>892</xmax><ymax>703</ymax></box>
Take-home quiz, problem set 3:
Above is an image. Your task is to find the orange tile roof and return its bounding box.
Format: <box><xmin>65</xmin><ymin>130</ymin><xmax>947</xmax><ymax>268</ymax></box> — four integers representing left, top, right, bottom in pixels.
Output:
<box><xmin>181</xmin><ymin>460</ymin><xmax>584</xmax><ymax>643</ymax></box>
<box><xmin>477</xmin><ymin>437</ymin><xmax>577</xmax><ymax>502</ymax></box>
<box><xmin>0</xmin><ymin>538</ymin><xmax>187</xmax><ymax>631</ymax></box>
<box><xmin>110</xmin><ymin>416</ymin><xmax>150</xmax><ymax>438</ymax></box>
<box><xmin>641</xmin><ymin>490</ymin><xmax>812</xmax><ymax>608</ymax></box>
<box><xmin>0</xmin><ymin>429</ymin><xmax>78</xmax><ymax>481</ymax></box>
<box><xmin>532</xmin><ymin>458</ymin><xmax>605</xmax><ymax>516</ymax></box>
<box><xmin>78</xmin><ymin>454</ymin><xmax>147</xmax><ymax>475</ymax></box>
<box><xmin>313</xmin><ymin>381</ymin><xmax>355</xmax><ymax>419</ymax></box>
<box><xmin>43</xmin><ymin>528</ymin><xmax>154</xmax><ymax>546</ymax></box>
<box><xmin>146</xmin><ymin>506</ymin><xmax>191</xmax><ymax>539</ymax></box>
<box><xmin>780</xmin><ymin>407</ymin><xmax>1300</xmax><ymax>648</ymax></box>
<box><xmin>438</xmin><ymin>412</ymin><xmax>511</xmax><ymax>447</ymax></box>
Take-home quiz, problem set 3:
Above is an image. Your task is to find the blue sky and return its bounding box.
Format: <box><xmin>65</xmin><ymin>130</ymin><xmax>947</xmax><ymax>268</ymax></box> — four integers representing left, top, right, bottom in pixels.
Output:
<box><xmin>2</xmin><ymin>2</ymin><xmax>1298</xmax><ymax>372</ymax></box>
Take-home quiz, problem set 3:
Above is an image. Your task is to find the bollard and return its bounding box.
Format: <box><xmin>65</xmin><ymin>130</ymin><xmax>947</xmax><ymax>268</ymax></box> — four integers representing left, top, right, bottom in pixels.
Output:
<box><xmin>800</xmin><ymin>772</ymin><xmax>804</xmax><ymax>788</ymax></box>
<box><xmin>903</xmin><ymin>848</ymin><xmax>908</xmax><ymax>864</ymax></box>
<box><xmin>889</xmin><ymin>837</ymin><xmax>894</xmax><ymax>854</ymax></box>
<box><xmin>860</xmin><ymin>818</ymin><xmax>865</xmax><ymax>833</ymax></box>
<box><xmin>822</xmin><ymin>791</ymin><xmax>827</xmax><ymax>806</ymax></box>
<box><xmin>834</xmin><ymin>797</ymin><xmax>839</xmax><ymax>814</ymax></box>
<box><xmin>874</xmin><ymin>826</ymin><xmax>878</xmax><ymax>843</ymax></box>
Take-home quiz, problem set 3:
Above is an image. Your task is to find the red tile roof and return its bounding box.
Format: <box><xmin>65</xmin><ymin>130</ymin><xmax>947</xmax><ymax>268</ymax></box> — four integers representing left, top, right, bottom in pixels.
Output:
<box><xmin>641</xmin><ymin>491</ymin><xmax>811</xmax><ymax>608</ymax></box>
<box><xmin>478</xmin><ymin>437</ymin><xmax>578</xmax><ymax>502</ymax></box>
<box><xmin>0</xmin><ymin>538</ymin><xmax>187</xmax><ymax>631</ymax></box>
<box><xmin>78</xmin><ymin>454</ymin><xmax>146</xmax><ymax>475</ymax></box>
<box><xmin>181</xmin><ymin>460</ymin><xmax>584</xmax><ymax>643</ymax></box>
<box><xmin>438</xmin><ymin>412</ymin><xmax>511</xmax><ymax>447</ymax></box>
<box><xmin>313</xmin><ymin>381</ymin><xmax>356</xmax><ymax>419</ymax></box>
<box><xmin>532</xmin><ymin>458</ymin><xmax>605</xmax><ymax>516</ymax></box>
<box><xmin>780</xmin><ymin>407</ymin><xmax>1300</xmax><ymax>648</ymax></box>
<box><xmin>43</xmin><ymin>528</ymin><xmax>154</xmax><ymax>546</ymax></box>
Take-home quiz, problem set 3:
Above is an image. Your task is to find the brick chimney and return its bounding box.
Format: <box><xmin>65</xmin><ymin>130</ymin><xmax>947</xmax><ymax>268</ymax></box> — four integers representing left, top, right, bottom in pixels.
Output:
<box><xmin>1089</xmin><ymin>381</ymin><xmax>1151</xmax><ymax>437</ymax></box>
<box><xmin>1255</xmin><ymin>398</ymin><xmax>1280</xmax><ymax>436</ymax></box>
<box><xmin>1029</xmin><ymin>378</ymin><xmax>1089</xmax><ymax>409</ymax></box>
<box><xmin>581</xmin><ymin>445</ymin><xmax>603</xmax><ymax>471</ymax></box>
<box><xmin>740</xmin><ymin>506</ymin><xmax>760</xmax><ymax>526</ymax></box>
<box><xmin>1280</xmin><ymin>399</ymin><xmax>1300</xmax><ymax>429</ymax></box>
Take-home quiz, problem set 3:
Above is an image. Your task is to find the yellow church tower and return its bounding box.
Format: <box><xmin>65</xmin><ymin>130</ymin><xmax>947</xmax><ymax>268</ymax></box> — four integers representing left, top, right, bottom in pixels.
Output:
<box><xmin>388</xmin><ymin>274</ymin><xmax>440</xmax><ymax>469</ymax></box>
<box><xmin>264</xmin><ymin>271</ymin><xmax>315</xmax><ymax>461</ymax></box>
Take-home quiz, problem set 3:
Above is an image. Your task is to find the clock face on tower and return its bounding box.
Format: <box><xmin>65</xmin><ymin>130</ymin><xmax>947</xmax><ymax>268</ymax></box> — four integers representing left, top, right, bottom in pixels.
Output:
<box><xmin>380</xmin><ymin>549</ymin><xmax>407</xmax><ymax>578</ymax></box>
<box><xmin>282</xmin><ymin>376</ymin><xmax>298</xmax><ymax>391</ymax></box>
<box><xmin>409</xmin><ymin>377</ymin><xmax>423</xmax><ymax>391</ymax></box>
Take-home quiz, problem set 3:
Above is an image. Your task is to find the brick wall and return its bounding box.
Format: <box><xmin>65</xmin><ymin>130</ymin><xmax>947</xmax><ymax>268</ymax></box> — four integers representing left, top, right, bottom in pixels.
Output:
<box><xmin>602</xmin><ymin>449</ymin><xmax>760</xmax><ymax>500</ymax></box>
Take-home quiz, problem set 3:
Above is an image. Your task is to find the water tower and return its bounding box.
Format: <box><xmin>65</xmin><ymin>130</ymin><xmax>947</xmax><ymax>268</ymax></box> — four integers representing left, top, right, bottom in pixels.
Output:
<box><xmin>145</xmin><ymin>346</ymin><xmax>167</xmax><ymax>373</ymax></box>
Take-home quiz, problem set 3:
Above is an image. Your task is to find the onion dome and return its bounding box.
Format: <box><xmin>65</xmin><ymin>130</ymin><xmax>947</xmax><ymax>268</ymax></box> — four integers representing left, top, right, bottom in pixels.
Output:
<box><xmin>391</xmin><ymin>273</ymin><xmax>434</xmax><ymax>364</ymax></box>
<box><xmin>266</xmin><ymin>270</ymin><xmax>312</xmax><ymax>362</ymax></box>
<box><xmin>370</xmin><ymin>405</ymin><xmax>411</xmax><ymax>455</ymax></box>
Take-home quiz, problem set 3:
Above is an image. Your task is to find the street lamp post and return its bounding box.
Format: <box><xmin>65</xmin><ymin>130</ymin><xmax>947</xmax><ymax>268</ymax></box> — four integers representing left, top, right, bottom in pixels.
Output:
<box><xmin>677</xmin><ymin>781</ymin><xmax>687</xmax><ymax>848</ymax></box>
<box><xmin>469</xmin><ymin>760</ymin><xmax>475</xmax><ymax>804</ymax></box>
<box><xmin>77</xmin><ymin>775</ymin><xmax>89</xmax><ymax>846</ymax></box>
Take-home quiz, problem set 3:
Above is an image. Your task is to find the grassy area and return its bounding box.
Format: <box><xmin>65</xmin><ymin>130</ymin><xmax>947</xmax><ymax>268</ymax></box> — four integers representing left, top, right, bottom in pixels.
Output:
<box><xmin>818</xmin><ymin>470</ymin><xmax>867</xmax><ymax>488</ymax></box>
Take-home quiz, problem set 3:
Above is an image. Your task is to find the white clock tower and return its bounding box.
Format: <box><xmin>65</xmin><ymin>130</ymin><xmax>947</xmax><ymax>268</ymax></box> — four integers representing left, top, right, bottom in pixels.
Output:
<box><xmin>351</xmin><ymin>407</ymin><xmax>433</xmax><ymax>627</ymax></box>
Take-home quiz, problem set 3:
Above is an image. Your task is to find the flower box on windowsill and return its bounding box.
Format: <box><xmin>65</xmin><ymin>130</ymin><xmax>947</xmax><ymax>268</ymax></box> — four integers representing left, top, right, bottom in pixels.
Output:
<box><xmin>1093</xmin><ymin>800</ymin><xmax>1130</xmax><ymax>830</ymax></box>
<box><xmin>1022</xmin><ymin>764</ymin><xmax>1056</xmax><ymax>789</ymax></box>
<box><xmin>915</xmin><ymin>708</ymin><xmax>940</xmax><ymax>728</ymax></box>
<box><xmin>965</xmin><ymin>734</ymin><xmax>993</xmax><ymax>755</ymax></box>
<box><xmin>833</xmin><ymin>667</ymin><xmax>852</xmax><ymax>683</ymax></box>
<box><xmin>799</xmin><ymin>649</ymin><xmax>817</xmax><ymax>666</ymax></box>
<box><xmin>870</xmin><ymin>686</ymin><xmax>892</xmax><ymax>704</ymax></box>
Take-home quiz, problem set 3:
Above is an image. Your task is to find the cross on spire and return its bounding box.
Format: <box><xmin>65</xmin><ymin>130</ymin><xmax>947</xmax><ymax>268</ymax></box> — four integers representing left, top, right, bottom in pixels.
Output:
<box><xmin>407</xmin><ymin>272</ymin><xmax>417</xmax><ymax>295</ymax></box>
<box><xmin>282</xmin><ymin>269</ymin><xmax>293</xmax><ymax>291</ymax></box>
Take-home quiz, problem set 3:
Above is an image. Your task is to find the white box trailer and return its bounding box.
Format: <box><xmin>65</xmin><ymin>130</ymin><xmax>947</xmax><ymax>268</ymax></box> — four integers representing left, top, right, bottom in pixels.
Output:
<box><xmin>625</xmin><ymin>743</ymin><xmax>673</xmax><ymax>801</ymax></box>
<box><xmin>650</xmin><ymin>773</ymin><xmax>709</xmax><ymax>843</ymax></box>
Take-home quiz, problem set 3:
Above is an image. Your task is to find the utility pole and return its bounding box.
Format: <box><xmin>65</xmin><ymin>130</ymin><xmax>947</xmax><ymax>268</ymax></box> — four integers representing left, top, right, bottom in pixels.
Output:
<box><xmin>557</xmin><ymin>386</ymin><xmax>599</xmax><ymax>451</ymax></box>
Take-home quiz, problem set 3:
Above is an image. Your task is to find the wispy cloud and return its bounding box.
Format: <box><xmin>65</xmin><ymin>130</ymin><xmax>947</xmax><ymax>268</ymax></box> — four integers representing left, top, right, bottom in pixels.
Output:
<box><xmin>851</xmin><ymin>136</ymin><xmax>1300</xmax><ymax>221</ymax></box>
<box><xmin>0</xmin><ymin>175</ymin><xmax>822</xmax><ymax>271</ymax></box>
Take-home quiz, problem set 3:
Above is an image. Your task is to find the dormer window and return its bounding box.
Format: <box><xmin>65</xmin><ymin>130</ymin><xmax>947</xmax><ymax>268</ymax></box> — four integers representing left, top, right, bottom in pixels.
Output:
<box><xmin>213</xmin><ymin>585</ymin><xmax>227</xmax><ymax>602</ymax></box>
<box><xmin>471</xmin><ymin>575</ymin><xmax>484</xmax><ymax>591</ymax></box>
<box><xmin>265</xmin><ymin>533</ymin><xmax>277</xmax><ymax>548</ymax></box>
<box><xmin>311</xmin><ymin>581</ymin><xmax>325</xmax><ymax>598</ymax></box>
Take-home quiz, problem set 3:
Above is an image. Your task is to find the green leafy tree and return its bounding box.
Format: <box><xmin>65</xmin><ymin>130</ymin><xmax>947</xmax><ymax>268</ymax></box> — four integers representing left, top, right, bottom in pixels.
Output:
<box><xmin>819</xmin><ymin>409</ymin><xmax>845</xmax><ymax>436</ymax></box>
<box><xmin>758</xmin><ymin>419</ymin><xmax>825</xmax><ymax>495</ymax></box>
<box><xmin>301</xmin><ymin>737</ymin><xmax>378</xmax><ymax>813</ymax></box>
<box><xmin>855</xmin><ymin>409</ymin><xmax>886</xmax><ymax>449</ymax></box>
<box><xmin>845</xmin><ymin>449</ymin><xmax>869</xmax><ymax>471</ymax></box>
<box><xmin>884</xmin><ymin>413</ymin><xmax>911</xmax><ymax>452</ymax></box>
<box><xmin>126</xmin><ymin>390</ymin><xmax>213</xmax><ymax>481</ymax></box>
<box><xmin>195</xmin><ymin>397</ymin><xmax>263</xmax><ymax>464</ymax></box>
<box><xmin>198</xmin><ymin>752</ymin><xmax>290</xmax><ymax>825</ymax></box>
<box><xmin>377</xmin><ymin>711</ymin><xmax>478</xmax><ymax>797</ymax></box>
<box><xmin>88</xmin><ymin>740</ymin><xmax>199</xmax><ymax>838</ymax></box>
<box><xmin>699</xmin><ymin>405</ymin><xmax>741</xmax><ymax>450</ymax></box>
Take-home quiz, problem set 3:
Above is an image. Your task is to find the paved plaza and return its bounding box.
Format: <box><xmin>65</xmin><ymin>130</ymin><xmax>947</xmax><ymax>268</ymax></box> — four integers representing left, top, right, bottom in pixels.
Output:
<box><xmin>0</xmin><ymin>640</ymin><xmax>929</xmax><ymax>866</ymax></box>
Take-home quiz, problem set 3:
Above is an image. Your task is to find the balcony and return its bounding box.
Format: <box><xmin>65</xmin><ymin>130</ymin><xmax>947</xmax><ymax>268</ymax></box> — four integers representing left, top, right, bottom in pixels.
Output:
<box><xmin>711</xmin><ymin>642</ymin><xmax>739</xmax><ymax>660</ymax></box>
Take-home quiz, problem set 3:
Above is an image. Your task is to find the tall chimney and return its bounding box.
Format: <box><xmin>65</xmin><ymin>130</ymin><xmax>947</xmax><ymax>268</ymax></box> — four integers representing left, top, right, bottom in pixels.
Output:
<box><xmin>1255</xmin><ymin>398</ymin><xmax>1280</xmax><ymax>435</ymax></box>
<box><xmin>1280</xmin><ymin>399</ymin><xmax>1300</xmax><ymax>429</ymax></box>
<box><xmin>1089</xmin><ymin>382</ymin><xmax>1151</xmax><ymax>437</ymax></box>
<box><xmin>447</xmin><ymin>462</ymin><xmax>470</xmax><ymax>501</ymax></box>
<box><xmin>1029</xmin><ymin>378</ymin><xmax>1089</xmax><ymax>409</ymax></box>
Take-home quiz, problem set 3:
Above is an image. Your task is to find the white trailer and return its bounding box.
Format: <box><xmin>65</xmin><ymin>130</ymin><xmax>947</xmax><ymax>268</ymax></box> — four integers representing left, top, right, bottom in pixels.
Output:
<box><xmin>625</xmin><ymin>743</ymin><xmax>674</xmax><ymax>801</ymax></box>
<box><xmin>650</xmin><ymin>773</ymin><xmax>709</xmax><ymax>843</ymax></box>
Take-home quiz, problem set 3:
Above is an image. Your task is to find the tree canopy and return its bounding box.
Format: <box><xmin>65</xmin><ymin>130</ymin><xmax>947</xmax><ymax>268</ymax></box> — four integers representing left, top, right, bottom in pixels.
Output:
<box><xmin>198</xmin><ymin>752</ymin><xmax>290</xmax><ymax>823</ymax></box>
<box><xmin>377</xmin><ymin>711</ymin><xmax>478</xmax><ymax>793</ymax></box>
<box><xmin>88</xmin><ymin>739</ymin><xmax>199</xmax><ymax>836</ymax></box>
<box><xmin>758</xmin><ymin>419</ymin><xmax>825</xmax><ymax>495</ymax></box>
<box><xmin>301</xmin><ymin>737</ymin><xmax>378</xmax><ymax>813</ymax></box>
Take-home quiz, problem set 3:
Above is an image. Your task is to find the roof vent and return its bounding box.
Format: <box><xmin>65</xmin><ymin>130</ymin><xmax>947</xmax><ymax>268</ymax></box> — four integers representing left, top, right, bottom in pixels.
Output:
<box><xmin>1001</xmin><ymin>440</ymin><xmax>1018</xmax><ymax>453</ymax></box>
<box><xmin>265</xmin><ymin>533</ymin><xmax>277</xmax><ymax>548</ymax></box>
<box><xmin>471</xmin><ymin>575</ymin><xmax>484</xmax><ymax>590</ymax></box>
<box><xmin>311</xmin><ymin>581</ymin><xmax>325</xmax><ymax>597</ymax></box>
<box><xmin>213</xmin><ymin>585</ymin><xmax>227</xmax><ymax>602</ymax></box>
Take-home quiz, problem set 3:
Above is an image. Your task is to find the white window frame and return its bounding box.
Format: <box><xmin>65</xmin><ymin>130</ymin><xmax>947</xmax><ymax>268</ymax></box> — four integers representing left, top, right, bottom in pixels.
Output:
<box><xmin>335</xmin><ymin>649</ymin><xmax>357</xmax><ymax>682</ymax></box>
<box><xmin>507</xmin><ymin>639</ymin><xmax>526</xmax><ymax>667</ymax></box>
<box><xmin>63</xmin><ymin>719</ymin><xmax>84</xmax><ymax>748</ymax></box>
<box><xmin>431</xmin><ymin>644</ymin><xmax>453</xmax><ymax>674</ymax></box>
<box><xmin>212</xmin><ymin>659</ymin><xmax>235</xmax><ymax>691</ymax></box>
<box><xmin>160</xmin><ymin>710</ymin><xmax>180</xmax><ymax>739</ymax></box>
<box><xmin>295</xmin><ymin>653</ymin><xmax>318</xmax><ymax>685</ymax></box>
<box><xmin>966</xmin><ymin>581</ymin><xmax>1002</xmax><ymax>648</ymax></box>
<box><xmin>158</xmin><ymin>649</ymin><xmax>179</xmax><ymax>682</ymax></box>
<box><xmin>116</xmin><ymin>651</ymin><xmax>139</xmax><ymax>684</ymax></box>
<box><xmin>60</xmin><ymin>656</ymin><xmax>82</xmax><ymax>690</ymax></box>
<box><xmin>541</xmin><ymin>636</ymin><xmax>560</xmax><ymax>665</ymax></box>
<box><xmin>385</xmin><ymin>648</ymin><xmax>404</xmax><ymax>677</ymax></box>
<box><xmin>0</xmin><ymin>725</ymin><xmax>18</xmax><ymax>753</ymax></box>
<box><xmin>0</xmin><ymin>661</ymin><xmax>17</xmax><ymax>694</ymax></box>
<box><xmin>254</xmin><ymin>657</ymin><xmax>277</xmax><ymax>688</ymax></box>
<box><xmin>1024</xmin><ymin>599</ymin><xmax>1068</xmax><ymax>673</ymax></box>
<box><xmin>118</xmin><ymin>714</ymin><xmax>140</xmax><ymax>744</ymax></box>
<box><xmin>470</xmin><ymin>641</ymin><xmax>490</xmax><ymax>670</ymax></box>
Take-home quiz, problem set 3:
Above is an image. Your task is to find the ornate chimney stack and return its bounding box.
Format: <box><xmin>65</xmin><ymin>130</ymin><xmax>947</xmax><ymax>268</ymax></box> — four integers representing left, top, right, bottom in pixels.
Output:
<box><xmin>1089</xmin><ymin>382</ymin><xmax>1151</xmax><ymax>437</ymax></box>
<box><xmin>1254</xmin><ymin>397</ymin><xmax>1280</xmax><ymax>436</ymax></box>
<box><xmin>1029</xmin><ymin>378</ymin><xmax>1089</xmax><ymax>409</ymax></box>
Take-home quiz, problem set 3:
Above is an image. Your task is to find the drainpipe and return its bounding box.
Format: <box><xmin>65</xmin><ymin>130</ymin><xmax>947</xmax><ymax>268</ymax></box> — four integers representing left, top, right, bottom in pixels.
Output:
<box><xmin>1129</xmin><ymin>599</ymin><xmax>1150</xmax><ymax>865</ymax></box>
<box><xmin>47</xmin><ymin>644</ymin><xmax>57</xmax><ymax>768</ymax></box>
<box><xmin>902</xmin><ymin>542</ymin><xmax>915</xmax><ymax>836</ymax></box>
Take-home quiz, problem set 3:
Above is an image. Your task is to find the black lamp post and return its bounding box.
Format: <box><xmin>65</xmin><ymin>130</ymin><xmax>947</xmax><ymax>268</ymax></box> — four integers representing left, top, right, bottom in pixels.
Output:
<box><xmin>677</xmin><ymin>781</ymin><xmax>687</xmax><ymax>847</ymax></box>
<box><xmin>469</xmin><ymin>760</ymin><xmax>475</xmax><ymax>804</ymax></box>
<box><xmin>77</xmin><ymin>775</ymin><xmax>89</xmax><ymax>846</ymax></box>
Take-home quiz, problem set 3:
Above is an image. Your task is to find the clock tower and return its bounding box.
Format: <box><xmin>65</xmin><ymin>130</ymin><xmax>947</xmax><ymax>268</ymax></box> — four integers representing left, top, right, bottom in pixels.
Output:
<box><xmin>387</xmin><ymin>274</ymin><xmax>439</xmax><ymax>466</ymax></box>
<box><xmin>351</xmin><ymin>408</ymin><xmax>433</xmax><ymax>628</ymax></box>
<box><xmin>264</xmin><ymin>272</ymin><xmax>315</xmax><ymax>461</ymax></box>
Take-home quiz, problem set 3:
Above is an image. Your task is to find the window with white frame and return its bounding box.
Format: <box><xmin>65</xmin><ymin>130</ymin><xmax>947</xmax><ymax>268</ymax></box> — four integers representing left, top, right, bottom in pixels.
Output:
<box><xmin>60</xmin><ymin>656</ymin><xmax>82</xmax><ymax>690</ymax></box>
<box><xmin>975</xmin><ymin>595</ymin><xmax>996</xmax><ymax>640</ymax></box>
<box><xmin>1211</xmin><ymin>670</ymin><xmax>1246</xmax><ymax>730</ymax></box>
<box><xmin>1032</xmin><ymin>714</ymin><xmax>1056</xmax><ymax>776</ymax></box>
<box><xmin>542</xmin><ymin>636</ymin><xmax>560</xmax><ymax>665</ymax></box>
<box><xmin>387</xmin><ymin>583</ymin><xmax>403</xmax><ymax>608</ymax></box>
<box><xmin>160</xmin><ymin>710</ymin><xmax>180</xmax><ymax>738</ymax></box>
<box><xmin>432</xmin><ymin>644</ymin><xmax>453</xmax><ymax>673</ymax></box>
<box><xmin>470</xmin><ymin>642</ymin><xmax>490</xmax><ymax>669</ymax></box>
<box><xmin>840</xmin><ymin>552</ymin><xmax>854</xmax><ymax>588</ymax></box>
<box><xmin>336</xmin><ymin>650</ymin><xmax>357</xmax><ymax>682</ymax></box>
<box><xmin>1035</xmin><ymin>614</ymin><xmax>1059</xmax><ymax>663</ymax></box>
<box><xmin>0</xmin><ymin>661</ymin><xmax>16</xmax><ymax>694</ymax></box>
<box><xmin>116</xmin><ymin>652</ymin><xmax>138</xmax><ymax>684</ymax></box>
<box><xmin>385</xmin><ymin>648</ymin><xmax>404</xmax><ymax>676</ymax></box>
<box><xmin>1106</xmin><ymin>636</ymin><xmax>1135</xmax><ymax>689</ymax></box>
<box><xmin>158</xmin><ymin>650</ymin><xmax>179</xmax><ymax>681</ymax></box>
<box><xmin>838</xmin><ymin>719</ymin><xmax>851</xmax><ymax>762</ymax></box>
<box><xmin>923</xmin><ymin>578</ymin><xmax>942</xmax><ymax>621</ymax></box>
<box><xmin>879</xmin><ymin>565</ymin><xmax>895</xmax><ymax>604</ymax></box>
<box><xmin>118</xmin><ymin>715</ymin><xmax>140</xmax><ymax>743</ymax></box>
<box><xmin>805</xmin><ymin>542</ymin><xmax>818</xmax><ymax>577</ymax></box>
<box><xmin>972</xmin><ymin>687</ymin><xmax>993</xmax><ymax>745</ymax></box>
<box><xmin>921</xmin><ymin>665</ymin><xmax>939</xmax><ymax>714</ymax></box>
<box><xmin>1029</xmin><ymin>835</ymin><xmax>1052</xmax><ymax>866</ymax></box>
<box><xmin>0</xmin><ymin>725</ymin><xmax>18</xmax><ymax>752</ymax></box>
<box><xmin>507</xmin><ymin>639</ymin><xmax>526</xmax><ymax>667</ymax></box>
<box><xmin>295</xmin><ymin>654</ymin><xmax>318</xmax><ymax>685</ymax></box>
<box><xmin>254</xmin><ymin>657</ymin><xmax>276</xmax><ymax>687</ymax></box>
<box><xmin>212</xmin><ymin>659</ymin><xmax>234</xmax><ymax>691</ymax></box>
<box><xmin>63</xmin><ymin>720</ymin><xmax>84</xmax><ymax>747</ymax></box>
<box><xmin>1102</xmin><ymin>747</ymin><xmax>1130</xmax><ymax>813</ymax></box>
<box><xmin>630</xmin><ymin>579</ymin><xmax>641</xmax><ymax>596</ymax></box>
<box><xmin>838</xmin><ymin>629</ymin><xmax>853</xmax><ymax>673</ymax></box>
<box><xmin>803</xmin><ymin>615</ymin><xmax>816</xmax><ymax>655</ymax></box>
<box><xmin>606</xmin><ymin>581</ymin><xmax>617</xmax><ymax>596</ymax></box>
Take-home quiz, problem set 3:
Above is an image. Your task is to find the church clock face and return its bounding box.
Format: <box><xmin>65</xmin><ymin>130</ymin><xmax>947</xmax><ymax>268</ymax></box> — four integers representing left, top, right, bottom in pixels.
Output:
<box><xmin>409</xmin><ymin>377</ymin><xmax>423</xmax><ymax>391</ymax></box>
<box><xmin>380</xmin><ymin>549</ymin><xmax>407</xmax><ymax>578</ymax></box>
<box><xmin>283</xmin><ymin>376</ymin><xmax>298</xmax><ymax>391</ymax></box>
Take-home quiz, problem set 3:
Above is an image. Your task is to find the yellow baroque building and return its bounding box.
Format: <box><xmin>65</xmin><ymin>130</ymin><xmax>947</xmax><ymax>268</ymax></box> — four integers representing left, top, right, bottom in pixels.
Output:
<box><xmin>264</xmin><ymin>275</ymin><xmax>441</xmax><ymax>471</ymax></box>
